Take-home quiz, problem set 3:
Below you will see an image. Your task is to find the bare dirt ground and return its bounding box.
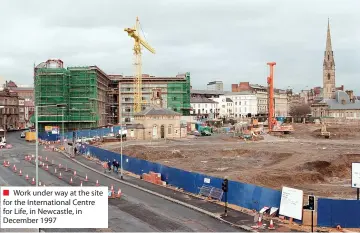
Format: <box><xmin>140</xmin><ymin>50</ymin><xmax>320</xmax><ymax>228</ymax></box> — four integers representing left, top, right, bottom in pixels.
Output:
<box><xmin>100</xmin><ymin>123</ymin><xmax>360</xmax><ymax>198</ymax></box>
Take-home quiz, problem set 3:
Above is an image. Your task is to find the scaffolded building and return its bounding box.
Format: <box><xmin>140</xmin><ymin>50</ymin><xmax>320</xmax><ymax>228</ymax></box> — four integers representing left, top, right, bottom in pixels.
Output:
<box><xmin>107</xmin><ymin>72</ymin><xmax>191</xmax><ymax>124</ymax></box>
<box><xmin>34</xmin><ymin>60</ymin><xmax>109</xmax><ymax>132</ymax></box>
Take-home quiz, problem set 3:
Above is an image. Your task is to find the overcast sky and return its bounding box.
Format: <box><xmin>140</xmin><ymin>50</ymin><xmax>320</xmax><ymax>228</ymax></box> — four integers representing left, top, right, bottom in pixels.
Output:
<box><xmin>0</xmin><ymin>0</ymin><xmax>359</xmax><ymax>93</ymax></box>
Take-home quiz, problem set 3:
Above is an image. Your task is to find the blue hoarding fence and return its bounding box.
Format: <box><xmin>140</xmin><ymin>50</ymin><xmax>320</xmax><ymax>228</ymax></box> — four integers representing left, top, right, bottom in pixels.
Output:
<box><xmin>79</xmin><ymin>144</ymin><xmax>281</xmax><ymax>211</ymax></box>
<box><xmin>317</xmin><ymin>198</ymin><xmax>360</xmax><ymax>228</ymax></box>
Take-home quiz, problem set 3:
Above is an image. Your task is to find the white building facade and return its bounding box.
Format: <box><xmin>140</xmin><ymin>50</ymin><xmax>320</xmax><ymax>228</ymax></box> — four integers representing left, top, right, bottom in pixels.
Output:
<box><xmin>190</xmin><ymin>97</ymin><xmax>218</xmax><ymax>119</ymax></box>
<box><xmin>226</xmin><ymin>91</ymin><xmax>258</xmax><ymax>117</ymax></box>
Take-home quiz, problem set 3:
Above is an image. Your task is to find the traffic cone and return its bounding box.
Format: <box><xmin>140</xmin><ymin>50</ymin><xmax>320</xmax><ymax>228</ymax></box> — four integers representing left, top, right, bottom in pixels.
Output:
<box><xmin>13</xmin><ymin>166</ymin><xmax>17</xmax><ymax>173</ymax></box>
<box><xmin>252</xmin><ymin>216</ymin><xmax>263</xmax><ymax>229</ymax></box>
<box><xmin>54</xmin><ymin>168</ymin><xmax>57</xmax><ymax>173</ymax></box>
<box><xmin>85</xmin><ymin>174</ymin><xmax>88</xmax><ymax>182</ymax></box>
<box><xmin>3</xmin><ymin>160</ymin><xmax>6</xmax><ymax>166</ymax></box>
<box><xmin>42</xmin><ymin>162</ymin><xmax>45</xmax><ymax>168</ymax></box>
<box><xmin>45</xmin><ymin>156</ymin><xmax>48</xmax><ymax>162</ymax></box>
<box><xmin>80</xmin><ymin>181</ymin><xmax>83</xmax><ymax>187</ymax></box>
<box><xmin>25</xmin><ymin>174</ymin><xmax>29</xmax><ymax>180</ymax></box>
<box><xmin>39</xmin><ymin>181</ymin><xmax>42</xmax><ymax>186</ymax></box>
<box><xmin>45</xmin><ymin>164</ymin><xmax>49</xmax><ymax>171</ymax></box>
<box><xmin>12</xmin><ymin>164</ymin><xmax>16</xmax><ymax>171</ymax></box>
<box><xmin>51</xmin><ymin>159</ymin><xmax>54</xmax><ymax>165</ymax></box>
<box><xmin>24</xmin><ymin>155</ymin><xmax>28</xmax><ymax>160</ymax></box>
<box><xmin>39</xmin><ymin>156</ymin><xmax>42</xmax><ymax>161</ymax></box>
<box><xmin>110</xmin><ymin>185</ymin><xmax>114</xmax><ymax>192</ymax></box>
<box><xmin>70</xmin><ymin>177</ymin><xmax>73</xmax><ymax>184</ymax></box>
<box><xmin>31</xmin><ymin>178</ymin><xmax>35</xmax><ymax>185</ymax></box>
<box><xmin>65</xmin><ymin>165</ymin><xmax>68</xmax><ymax>172</ymax></box>
<box><xmin>58</xmin><ymin>172</ymin><xmax>62</xmax><ymax>179</ymax></box>
<box><xmin>116</xmin><ymin>188</ymin><xmax>122</xmax><ymax>198</ymax></box>
<box><xmin>19</xmin><ymin>169</ymin><xmax>22</xmax><ymax>176</ymax></box>
<box><xmin>268</xmin><ymin>219</ymin><xmax>275</xmax><ymax>230</ymax></box>
<box><xmin>4</xmin><ymin>161</ymin><xmax>9</xmax><ymax>167</ymax></box>
<box><xmin>96</xmin><ymin>180</ymin><xmax>99</xmax><ymax>186</ymax></box>
<box><xmin>73</xmin><ymin>170</ymin><xmax>77</xmax><ymax>176</ymax></box>
<box><xmin>59</xmin><ymin>163</ymin><xmax>62</xmax><ymax>169</ymax></box>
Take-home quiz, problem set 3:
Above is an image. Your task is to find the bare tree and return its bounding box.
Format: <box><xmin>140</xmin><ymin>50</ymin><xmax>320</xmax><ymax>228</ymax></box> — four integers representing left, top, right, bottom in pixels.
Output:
<box><xmin>289</xmin><ymin>103</ymin><xmax>311</xmax><ymax>117</ymax></box>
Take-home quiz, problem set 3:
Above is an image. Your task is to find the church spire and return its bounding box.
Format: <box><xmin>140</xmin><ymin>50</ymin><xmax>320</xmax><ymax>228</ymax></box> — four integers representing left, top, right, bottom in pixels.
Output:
<box><xmin>326</xmin><ymin>18</ymin><xmax>332</xmax><ymax>52</ymax></box>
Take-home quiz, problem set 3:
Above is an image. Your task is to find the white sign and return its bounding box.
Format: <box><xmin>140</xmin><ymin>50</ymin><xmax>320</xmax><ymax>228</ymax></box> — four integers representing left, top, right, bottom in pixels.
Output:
<box><xmin>352</xmin><ymin>163</ymin><xmax>360</xmax><ymax>188</ymax></box>
<box><xmin>279</xmin><ymin>186</ymin><xmax>303</xmax><ymax>220</ymax></box>
<box><xmin>0</xmin><ymin>186</ymin><xmax>108</xmax><ymax>228</ymax></box>
<box><xmin>204</xmin><ymin>178</ymin><xmax>210</xmax><ymax>184</ymax></box>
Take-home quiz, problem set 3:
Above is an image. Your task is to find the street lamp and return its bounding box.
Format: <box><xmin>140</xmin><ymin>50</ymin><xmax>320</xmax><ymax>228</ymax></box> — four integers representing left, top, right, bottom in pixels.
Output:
<box><xmin>35</xmin><ymin>103</ymin><xmax>67</xmax><ymax>186</ymax></box>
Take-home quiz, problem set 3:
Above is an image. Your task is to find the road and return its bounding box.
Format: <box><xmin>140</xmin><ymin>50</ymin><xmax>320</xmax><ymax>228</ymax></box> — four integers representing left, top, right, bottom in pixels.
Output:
<box><xmin>1</xmin><ymin>131</ymin><xmax>241</xmax><ymax>232</ymax></box>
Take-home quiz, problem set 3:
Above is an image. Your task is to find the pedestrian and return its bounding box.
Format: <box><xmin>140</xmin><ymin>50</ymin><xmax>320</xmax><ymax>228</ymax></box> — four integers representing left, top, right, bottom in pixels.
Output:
<box><xmin>103</xmin><ymin>161</ymin><xmax>108</xmax><ymax>173</ymax></box>
<box><xmin>112</xmin><ymin>159</ymin><xmax>118</xmax><ymax>173</ymax></box>
<box><xmin>107</xmin><ymin>160</ymin><xmax>112</xmax><ymax>172</ymax></box>
<box><xmin>115</xmin><ymin>161</ymin><xmax>119</xmax><ymax>174</ymax></box>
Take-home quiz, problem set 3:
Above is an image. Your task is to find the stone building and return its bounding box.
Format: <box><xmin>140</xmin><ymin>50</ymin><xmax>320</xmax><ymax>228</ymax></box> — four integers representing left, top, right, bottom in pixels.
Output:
<box><xmin>127</xmin><ymin>106</ymin><xmax>187</xmax><ymax>140</ymax></box>
<box><xmin>0</xmin><ymin>88</ymin><xmax>20</xmax><ymax>129</ymax></box>
<box><xmin>311</xmin><ymin>19</ymin><xmax>360</xmax><ymax>118</ymax></box>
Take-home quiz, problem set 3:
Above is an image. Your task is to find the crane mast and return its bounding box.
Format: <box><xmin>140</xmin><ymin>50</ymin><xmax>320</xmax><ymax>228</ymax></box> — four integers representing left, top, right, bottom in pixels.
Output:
<box><xmin>267</xmin><ymin>62</ymin><xmax>276</xmax><ymax>132</ymax></box>
<box><xmin>124</xmin><ymin>17</ymin><xmax>156</xmax><ymax>114</ymax></box>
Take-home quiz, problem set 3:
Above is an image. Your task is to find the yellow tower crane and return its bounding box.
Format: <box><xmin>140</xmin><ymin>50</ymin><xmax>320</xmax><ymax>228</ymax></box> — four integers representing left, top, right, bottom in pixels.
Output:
<box><xmin>124</xmin><ymin>17</ymin><xmax>156</xmax><ymax>113</ymax></box>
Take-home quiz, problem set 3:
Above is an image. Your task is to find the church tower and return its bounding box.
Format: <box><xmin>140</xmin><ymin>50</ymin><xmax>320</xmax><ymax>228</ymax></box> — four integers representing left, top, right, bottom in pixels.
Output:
<box><xmin>323</xmin><ymin>18</ymin><xmax>336</xmax><ymax>99</ymax></box>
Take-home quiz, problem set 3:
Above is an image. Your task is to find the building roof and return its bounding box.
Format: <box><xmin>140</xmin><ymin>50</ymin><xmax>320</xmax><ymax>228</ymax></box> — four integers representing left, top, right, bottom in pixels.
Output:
<box><xmin>224</xmin><ymin>91</ymin><xmax>254</xmax><ymax>96</ymax></box>
<box><xmin>225</xmin><ymin>98</ymin><xmax>233</xmax><ymax>102</ymax></box>
<box><xmin>190</xmin><ymin>96</ymin><xmax>216</xmax><ymax>103</ymax></box>
<box><xmin>134</xmin><ymin>106</ymin><xmax>181</xmax><ymax>116</ymax></box>
<box><xmin>191</xmin><ymin>89</ymin><xmax>227</xmax><ymax>95</ymax></box>
<box><xmin>319</xmin><ymin>91</ymin><xmax>360</xmax><ymax>110</ymax></box>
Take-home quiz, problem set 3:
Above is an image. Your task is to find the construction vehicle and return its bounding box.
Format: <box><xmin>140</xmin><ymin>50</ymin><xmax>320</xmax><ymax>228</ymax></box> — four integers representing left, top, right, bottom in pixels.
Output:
<box><xmin>320</xmin><ymin>122</ymin><xmax>330</xmax><ymax>138</ymax></box>
<box><xmin>125</xmin><ymin>17</ymin><xmax>156</xmax><ymax>113</ymax></box>
<box><xmin>266</xmin><ymin>62</ymin><xmax>294</xmax><ymax>134</ymax></box>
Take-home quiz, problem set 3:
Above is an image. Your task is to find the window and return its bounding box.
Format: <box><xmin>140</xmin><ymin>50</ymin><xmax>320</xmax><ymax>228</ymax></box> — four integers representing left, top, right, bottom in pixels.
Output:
<box><xmin>328</xmin><ymin>73</ymin><xmax>330</xmax><ymax>80</ymax></box>
<box><xmin>168</xmin><ymin>125</ymin><xmax>172</xmax><ymax>134</ymax></box>
<box><xmin>328</xmin><ymin>54</ymin><xmax>329</xmax><ymax>60</ymax></box>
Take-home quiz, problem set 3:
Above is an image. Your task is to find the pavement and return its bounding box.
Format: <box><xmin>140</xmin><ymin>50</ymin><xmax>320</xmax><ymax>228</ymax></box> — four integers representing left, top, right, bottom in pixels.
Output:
<box><xmin>0</xmin><ymin>132</ymin><xmax>244</xmax><ymax>232</ymax></box>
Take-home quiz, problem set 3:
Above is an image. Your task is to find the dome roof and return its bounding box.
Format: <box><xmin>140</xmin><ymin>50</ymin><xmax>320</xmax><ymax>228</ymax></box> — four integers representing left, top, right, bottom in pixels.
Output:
<box><xmin>334</xmin><ymin>91</ymin><xmax>350</xmax><ymax>104</ymax></box>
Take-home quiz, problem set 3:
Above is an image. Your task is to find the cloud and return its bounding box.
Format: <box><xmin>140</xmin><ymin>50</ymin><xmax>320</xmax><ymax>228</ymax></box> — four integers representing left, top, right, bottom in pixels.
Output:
<box><xmin>0</xmin><ymin>0</ymin><xmax>359</xmax><ymax>94</ymax></box>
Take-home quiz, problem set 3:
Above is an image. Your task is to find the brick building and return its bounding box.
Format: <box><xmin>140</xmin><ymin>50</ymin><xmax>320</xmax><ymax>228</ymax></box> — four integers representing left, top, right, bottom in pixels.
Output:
<box><xmin>0</xmin><ymin>88</ymin><xmax>20</xmax><ymax>130</ymax></box>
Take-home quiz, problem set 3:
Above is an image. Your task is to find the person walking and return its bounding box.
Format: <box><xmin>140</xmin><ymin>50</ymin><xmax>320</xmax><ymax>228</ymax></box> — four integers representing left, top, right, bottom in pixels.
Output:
<box><xmin>107</xmin><ymin>160</ymin><xmax>112</xmax><ymax>172</ymax></box>
<box><xmin>115</xmin><ymin>161</ymin><xmax>119</xmax><ymax>174</ymax></box>
<box><xmin>112</xmin><ymin>159</ymin><xmax>117</xmax><ymax>173</ymax></box>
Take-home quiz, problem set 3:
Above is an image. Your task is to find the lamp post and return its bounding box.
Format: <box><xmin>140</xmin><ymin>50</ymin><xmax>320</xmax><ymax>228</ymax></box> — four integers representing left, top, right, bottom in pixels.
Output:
<box><xmin>120</xmin><ymin>125</ymin><xmax>123</xmax><ymax>180</ymax></box>
<box><xmin>35</xmin><ymin>104</ymin><xmax>67</xmax><ymax>186</ymax></box>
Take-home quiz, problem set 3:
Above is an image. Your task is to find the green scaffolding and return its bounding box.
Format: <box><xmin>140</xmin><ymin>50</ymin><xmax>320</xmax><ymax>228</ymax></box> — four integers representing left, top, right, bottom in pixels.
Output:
<box><xmin>167</xmin><ymin>72</ymin><xmax>191</xmax><ymax>116</ymax></box>
<box><xmin>35</xmin><ymin>66</ymin><xmax>100</xmax><ymax>132</ymax></box>
<box><xmin>35</xmin><ymin>68</ymin><xmax>70</xmax><ymax>132</ymax></box>
<box><xmin>67</xmin><ymin>67</ymin><xmax>99</xmax><ymax>129</ymax></box>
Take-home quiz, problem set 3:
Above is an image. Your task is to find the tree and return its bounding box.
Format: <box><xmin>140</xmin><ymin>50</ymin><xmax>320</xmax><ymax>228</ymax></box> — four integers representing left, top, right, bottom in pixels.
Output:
<box><xmin>289</xmin><ymin>103</ymin><xmax>311</xmax><ymax>117</ymax></box>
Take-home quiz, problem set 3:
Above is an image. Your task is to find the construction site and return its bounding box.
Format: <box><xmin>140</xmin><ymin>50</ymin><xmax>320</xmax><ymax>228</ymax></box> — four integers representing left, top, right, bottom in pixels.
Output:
<box><xmin>98</xmin><ymin>122</ymin><xmax>359</xmax><ymax>199</ymax></box>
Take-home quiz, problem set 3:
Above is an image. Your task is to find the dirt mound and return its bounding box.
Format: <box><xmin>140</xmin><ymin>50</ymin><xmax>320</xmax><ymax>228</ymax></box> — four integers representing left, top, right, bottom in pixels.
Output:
<box><xmin>312</xmin><ymin>127</ymin><xmax>360</xmax><ymax>139</ymax></box>
<box><xmin>252</xmin><ymin>172</ymin><xmax>325</xmax><ymax>189</ymax></box>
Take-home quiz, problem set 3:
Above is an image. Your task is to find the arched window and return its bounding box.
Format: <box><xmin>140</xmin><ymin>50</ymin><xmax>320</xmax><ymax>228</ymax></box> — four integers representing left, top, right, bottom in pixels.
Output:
<box><xmin>328</xmin><ymin>73</ymin><xmax>330</xmax><ymax>80</ymax></box>
<box><xmin>168</xmin><ymin>125</ymin><xmax>172</xmax><ymax>135</ymax></box>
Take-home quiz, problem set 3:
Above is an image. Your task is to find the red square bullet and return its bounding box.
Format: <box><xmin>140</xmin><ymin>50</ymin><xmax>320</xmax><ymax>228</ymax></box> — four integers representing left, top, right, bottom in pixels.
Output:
<box><xmin>3</xmin><ymin>190</ymin><xmax>9</xmax><ymax>196</ymax></box>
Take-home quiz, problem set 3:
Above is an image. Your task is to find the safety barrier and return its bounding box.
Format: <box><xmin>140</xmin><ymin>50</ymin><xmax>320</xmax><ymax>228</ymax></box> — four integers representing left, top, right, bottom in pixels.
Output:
<box><xmin>317</xmin><ymin>198</ymin><xmax>360</xmax><ymax>228</ymax></box>
<box><xmin>79</xmin><ymin>144</ymin><xmax>281</xmax><ymax>211</ymax></box>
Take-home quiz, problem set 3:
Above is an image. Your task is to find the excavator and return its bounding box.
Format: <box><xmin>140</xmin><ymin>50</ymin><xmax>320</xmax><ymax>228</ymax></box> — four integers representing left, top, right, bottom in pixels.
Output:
<box><xmin>267</xmin><ymin>62</ymin><xmax>294</xmax><ymax>134</ymax></box>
